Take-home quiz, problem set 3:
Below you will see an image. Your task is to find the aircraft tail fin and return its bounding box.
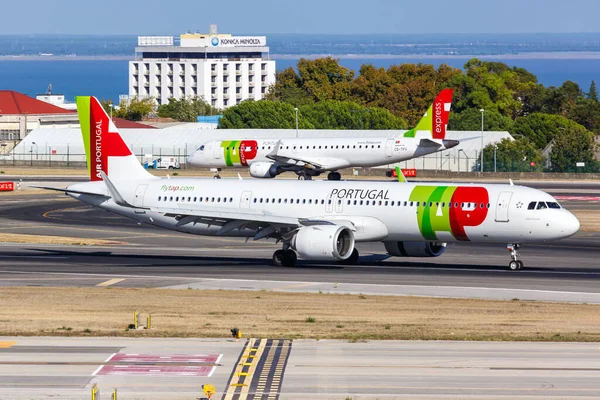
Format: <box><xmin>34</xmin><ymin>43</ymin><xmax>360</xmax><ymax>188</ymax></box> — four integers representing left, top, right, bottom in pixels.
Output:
<box><xmin>401</xmin><ymin>88</ymin><xmax>453</xmax><ymax>140</ymax></box>
<box><xmin>76</xmin><ymin>96</ymin><xmax>156</xmax><ymax>182</ymax></box>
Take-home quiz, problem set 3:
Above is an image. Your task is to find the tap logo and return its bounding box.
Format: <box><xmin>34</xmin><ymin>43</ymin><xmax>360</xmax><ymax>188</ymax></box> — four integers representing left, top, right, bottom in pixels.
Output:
<box><xmin>221</xmin><ymin>140</ymin><xmax>258</xmax><ymax>166</ymax></box>
<box><xmin>410</xmin><ymin>186</ymin><xmax>489</xmax><ymax>241</ymax></box>
<box><xmin>211</xmin><ymin>37</ymin><xmax>219</xmax><ymax>46</ymax></box>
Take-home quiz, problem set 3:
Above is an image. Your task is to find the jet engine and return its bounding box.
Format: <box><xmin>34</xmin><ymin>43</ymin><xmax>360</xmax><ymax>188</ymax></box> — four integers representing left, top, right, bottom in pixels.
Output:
<box><xmin>249</xmin><ymin>162</ymin><xmax>280</xmax><ymax>178</ymax></box>
<box><xmin>384</xmin><ymin>241</ymin><xmax>446</xmax><ymax>257</ymax></box>
<box><xmin>292</xmin><ymin>225</ymin><xmax>355</xmax><ymax>261</ymax></box>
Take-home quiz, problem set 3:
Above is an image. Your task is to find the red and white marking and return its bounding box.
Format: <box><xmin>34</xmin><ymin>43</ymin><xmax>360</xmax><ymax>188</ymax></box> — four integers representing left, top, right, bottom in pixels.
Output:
<box><xmin>93</xmin><ymin>353</ymin><xmax>221</xmax><ymax>377</ymax></box>
<box><xmin>555</xmin><ymin>195</ymin><xmax>600</xmax><ymax>202</ymax></box>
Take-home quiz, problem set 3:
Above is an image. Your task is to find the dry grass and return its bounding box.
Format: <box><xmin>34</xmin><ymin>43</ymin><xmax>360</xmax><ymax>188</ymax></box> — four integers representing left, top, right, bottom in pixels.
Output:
<box><xmin>1</xmin><ymin>287</ymin><xmax>599</xmax><ymax>341</ymax></box>
<box><xmin>0</xmin><ymin>234</ymin><xmax>123</xmax><ymax>246</ymax></box>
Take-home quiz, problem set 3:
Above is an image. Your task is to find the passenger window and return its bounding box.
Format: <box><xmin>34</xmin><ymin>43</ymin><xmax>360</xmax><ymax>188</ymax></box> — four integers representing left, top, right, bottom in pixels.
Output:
<box><xmin>360</xmin><ymin>200</ymin><xmax>364</xmax><ymax>205</ymax></box>
<box><xmin>347</xmin><ymin>200</ymin><xmax>351</xmax><ymax>205</ymax></box>
<box><xmin>170</xmin><ymin>196</ymin><xmax>173</xmax><ymax>201</ymax></box>
<box><xmin>429</xmin><ymin>202</ymin><xmax>433</xmax><ymax>207</ymax></box>
<box><xmin>403</xmin><ymin>201</ymin><xmax>407</xmax><ymax>207</ymax></box>
<box><xmin>296</xmin><ymin>199</ymin><xmax>300</xmax><ymax>204</ymax></box>
<box><xmin>253</xmin><ymin>198</ymin><xmax>257</xmax><ymax>203</ymax></box>
<box><xmin>265</xmin><ymin>198</ymin><xmax>269</xmax><ymax>203</ymax></box>
<box><xmin>480</xmin><ymin>203</ymin><xmax>484</xmax><ymax>208</ymax></box>
<box><xmin>176</xmin><ymin>197</ymin><xmax>180</xmax><ymax>201</ymax></box>
<box><xmin>194</xmin><ymin>197</ymin><xmax>197</xmax><ymax>202</ymax></box>
<box><xmin>354</xmin><ymin>200</ymin><xmax>357</xmax><ymax>205</ymax></box>
<box><xmin>278</xmin><ymin>199</ymin><xmax>282</xmax><ymax>203</ymax></box>
<box><xmin>231</xmin><ymin>198</ymin><xmax>234</xmax><ymax>202</ymax></box>
<box><xmin>537</xmin><ymin>202</ymin><xmax>548</xmax><ymax>210</ymax></box>
<box><xmin>410</xmin><ymin>201</ymin><xmax>413</xmax><ymax>207</ymax></box>
<box><xmin>158</xmin><ymin>196</ymin><xmax>161</xmax><ymax>201</ymax></box>
<box><xmin>528</xmin><ymin>202</ymin><xmax>537</xmax><ymax>210</ymax></box>
<box><xmin>328</xmin><ymin>199</ymin><xmax>332</xmax><ymax>205</ymax></box>
<box><xmin>338</xmin><ymin>200</ymin><xmax>342</xmax><ymax>205</ymax></box>
<box><xmin>416</xmin><ymin>202</ymin><xmax>420</xmax><ymax>207</ymax></box>
<box><xmin>284</xmin><ymin>199</ymin><xmax>288</xmax><ymax>204</ymax></box>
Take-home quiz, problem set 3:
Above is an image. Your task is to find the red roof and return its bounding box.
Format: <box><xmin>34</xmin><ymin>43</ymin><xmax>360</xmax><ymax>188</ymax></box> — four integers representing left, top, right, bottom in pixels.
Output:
<box><xmin>0</xmin><ymin>90</ymin><xmax>73</xmax><ymax>115</ymax></box>
<box><xmin>0</xmin><ymin>91</ymin><xmax>156</xmax><ymax>129</ymax></box>
<box><xmin>113</xmin><ymin>117</ymin><xmax>157</xmax><ymax>129</ymax></box>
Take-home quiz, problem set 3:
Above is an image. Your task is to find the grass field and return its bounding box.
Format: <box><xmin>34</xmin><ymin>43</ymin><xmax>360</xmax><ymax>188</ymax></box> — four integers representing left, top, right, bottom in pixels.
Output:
<box><xmin>1</xmin><ymin>287</ymin><xmax>599</xmax><ymax>342</ymax></box>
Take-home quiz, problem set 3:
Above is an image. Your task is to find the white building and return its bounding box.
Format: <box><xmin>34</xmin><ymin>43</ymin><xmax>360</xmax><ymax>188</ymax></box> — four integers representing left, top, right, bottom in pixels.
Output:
<box><xmin>129</xmin><ymin>25</ymin><xmax>276</xmax><ymax>109</ymax></box>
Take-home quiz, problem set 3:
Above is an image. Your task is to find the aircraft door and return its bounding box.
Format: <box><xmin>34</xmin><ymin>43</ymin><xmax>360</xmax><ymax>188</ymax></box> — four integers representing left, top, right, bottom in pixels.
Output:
<box><xmin>134</xmin><ymin>184</ymin><xmax>148</xmax><ymax>208</ymax></box>
<box><xmin>385</xmin><ymin>138</ymin><xmax>394</xmax><ymax>157</ymax></box>
<box><xmin>213</xmin><ymin>142</ymin><xmax>221</xmax><ymax>159</ymax></box>
<box><xmin>495</xmin><ymin>191</ymin><xmax>513</xmax><ymax>222</ymax></box>
<box><xmin>240</xmin><ymin>191</ymin><xmax>252</xmax><ymax>209</ymax></box>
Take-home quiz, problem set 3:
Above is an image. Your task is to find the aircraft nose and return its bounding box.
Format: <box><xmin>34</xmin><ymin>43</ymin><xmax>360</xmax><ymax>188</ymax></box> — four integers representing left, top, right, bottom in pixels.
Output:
<box><xmin>561</xmin><ymin>211</ymin><xmax>580</xmax><ymax>238</ymax></box>
<box><xmin>442</xmin><ymin>139</ymin><xmax>459</xmax><ymax>149</ymax></box>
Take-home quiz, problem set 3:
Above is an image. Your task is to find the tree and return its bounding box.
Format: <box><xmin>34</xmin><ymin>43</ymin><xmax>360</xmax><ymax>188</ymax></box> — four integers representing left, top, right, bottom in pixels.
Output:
<box><xmin>296</xmin><ymin>57</ymin><xmax>354</xmax><ymax>102</ymax></box>
<box><xmin>113</xmin><ymin>97</ymin><xmax>155</xmax><ymax>121</ymax></box>
<box><xmin>157</xmin><ymin>97</ymin><xmax>219</xmax><ymax>122</ymax></box>
<box><xmin>299</xmin><ymin>101</ymin><xmax>407</xmax><ymax>130</ymax></box>
<box><xmin>218</xmin><ymin>100</ymin><xmax>314</xmax><ymax>129</ymax></box>
<box><xmin>588</xmin><ymin>80</ymin><xmax>598</xmax><ymax>102</ymax></box>
<box><xmin>511</xmin><ymin>113</ymin><xmax>587</xmax><ymax>149</ymax></box>
<box><xmin>480</xmin><ymin>137</ymin><xmax>545</xmax><ymax>172</ymax></box>
<box><xmin>265</xmin><ymin>67</ymin><xmax>313</xmax><ymax>107</ymax></box>
<box><xmin>550</xmin><ymin>128</ymin><xmax>599</xmax><ymax>172</ymax></box>
<box><xmin>449</xmin><ymin>108</ymin><xmax>513</xmax><ymax>132</ymax></box>
<box><xmin>567</xmin><ymin>98</ymin><xmax>600</xmax><ymax>134</ymax></box>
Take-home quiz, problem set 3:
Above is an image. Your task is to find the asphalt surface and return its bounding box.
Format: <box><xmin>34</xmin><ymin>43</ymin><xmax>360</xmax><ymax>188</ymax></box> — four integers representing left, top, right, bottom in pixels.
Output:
<box><xmin>2</xmin><ymin>186</ymin><xmax>600</xmax><ymax>399</ymax></box>
<box><xmin>2</xmin><ymin>337</ymin><xmax>600</xmax><ymax>399</ymax></box>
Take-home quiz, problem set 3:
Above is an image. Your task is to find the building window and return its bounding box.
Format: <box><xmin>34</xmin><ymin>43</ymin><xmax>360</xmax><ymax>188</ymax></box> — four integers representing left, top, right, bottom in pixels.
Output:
<box><xmin>249</xmin><ymin>87</ymin><xmax>254</xmax><ymax>94</ymax></box>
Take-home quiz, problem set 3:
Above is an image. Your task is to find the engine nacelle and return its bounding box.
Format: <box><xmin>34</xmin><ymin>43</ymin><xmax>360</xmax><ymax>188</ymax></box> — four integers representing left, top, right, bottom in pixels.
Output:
<box><xmin>292</xmin><ymin>225</ymin><xmax>355</xmax><ymax>261</ymax></box>
<box><xmin>249</xmin><ymin>162</ymin><xmax>280</xmax><ymax>178</ymax></box>
<box><xmin>384</xmin><ymin>241</ymin><xmax>446</xmax><ymax>257</ymax></box>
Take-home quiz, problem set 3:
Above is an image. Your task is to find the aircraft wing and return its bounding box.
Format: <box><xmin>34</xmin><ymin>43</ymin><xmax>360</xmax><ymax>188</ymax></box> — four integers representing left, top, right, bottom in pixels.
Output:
<box><xmin>151</xmin><ymin>205</ymin><xmax>348</xmax><ymax>240</ymax></box>
<box><xmin>266</xmin><ymin>142</ymin><xmax>350</xmax><ymax>170</ymax></box>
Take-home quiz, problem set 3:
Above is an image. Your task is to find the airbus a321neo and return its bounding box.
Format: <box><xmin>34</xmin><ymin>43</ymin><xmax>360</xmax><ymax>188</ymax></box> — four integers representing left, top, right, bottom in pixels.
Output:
<box><xmin>187</xmin><ymin>89</ymin><xmax>458</xmax><ymax>180</ymax></box>
<box><xmin>39</xmin><ymin>96</ymin><xmax>579</xmax><ymax>271</ymax></box>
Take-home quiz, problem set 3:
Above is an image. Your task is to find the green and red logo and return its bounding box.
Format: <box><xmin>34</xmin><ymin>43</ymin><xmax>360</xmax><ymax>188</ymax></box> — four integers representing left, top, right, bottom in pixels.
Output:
<box><xmin>410</xmin><ymin>186</ymin><xmax>489</xmax><ymax>241</ymax></box>
<box><xmin>221</xmin><ymin>140</ymin><xmax>258</xmax><ymax>166</ymax></box>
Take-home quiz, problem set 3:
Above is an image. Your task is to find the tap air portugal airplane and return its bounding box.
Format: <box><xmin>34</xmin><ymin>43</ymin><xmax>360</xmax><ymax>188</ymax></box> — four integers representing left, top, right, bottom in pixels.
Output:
<box><xmin>37</xmin><ymin>97</ymin><xmax>580</xmax><ymax>271</ymax></box>
<box><xmin>187</xmin><ymin>89</ymin><xmax>458</xmax><ymax>180</ymax></box>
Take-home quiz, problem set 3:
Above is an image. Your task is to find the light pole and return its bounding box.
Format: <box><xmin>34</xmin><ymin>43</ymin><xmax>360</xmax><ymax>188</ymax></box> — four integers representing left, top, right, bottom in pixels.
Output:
<box><xmin>109</xmin><ymin>103</ymin><xmax>114</xmax><ymax>120</ymax></box>
<box><xmin>479</xmin><ymin>108</ymin><xmax>484</xmax><ymax>172</ymax></box>
<box><xmin>294</xmin><ymin>107</ymin><xmax>298</xmax><ymax>138</ymax></box>
<box><xmin>494</xmin><ymin>145</ymin><xmax>497</xmax><ymax>173</ymax></box>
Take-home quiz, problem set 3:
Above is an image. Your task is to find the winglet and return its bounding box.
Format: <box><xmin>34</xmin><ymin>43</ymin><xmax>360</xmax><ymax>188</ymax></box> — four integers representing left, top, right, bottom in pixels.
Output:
<box><xmin>402</xmin><ymin>88</ymin><xmax>453</xmax><ymax>140</ymax></box>
<box><xmin>100</xmin><ymin>171</ymin><xmax>138</xmax><ymax>208</ymax></box>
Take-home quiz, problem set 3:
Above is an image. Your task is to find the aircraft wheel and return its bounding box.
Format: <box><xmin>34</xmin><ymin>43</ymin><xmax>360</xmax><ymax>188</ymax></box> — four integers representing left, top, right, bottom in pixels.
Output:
<box><xmin>213</xmin><ymin>175</ymin><xmax>221</xmax><ymax>179</ymax></box>
<box><xmin>282</xmin><ymin>250</ymin><xmax>297</xmax><ymax>267</ymax></box>
<box><xmin>272</xmin><ymin>250</ymin><xmax>285</xmax><ymax>267</ymax></box>
<box><xmin>332</xmin><ymin>172</ymin><xmax>342</xmax><ymax>181</ymax></box>
<box><xmin>509</xmin><ymin>260</ymin><xmax>520</xmax><ymax>271</ymax></box>
<box><xmin>517</xmin><ymin>260</ymin><xmax>524</xmax><ymax>270</ymax></box>
<box><xmin>297</xmin><ymin>172</ymin><xmax>311</xmax><ymax>180</ymax></box>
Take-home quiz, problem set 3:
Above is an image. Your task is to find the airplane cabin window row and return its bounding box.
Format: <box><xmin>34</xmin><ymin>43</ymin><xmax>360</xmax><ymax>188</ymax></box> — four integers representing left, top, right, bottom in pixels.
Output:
<box><xmin>157</xmin><ymin>195</ymin><xmax>497</xmax><ymax>210</ymax></box>
<box><xmin>223</xmin><ymin>144</ymin><xmax>382</xmax><ymax>151</ymax></box>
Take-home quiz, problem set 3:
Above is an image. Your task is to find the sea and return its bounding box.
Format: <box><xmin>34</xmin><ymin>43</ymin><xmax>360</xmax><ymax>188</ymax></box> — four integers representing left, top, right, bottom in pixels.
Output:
<box><xmin>1</xmin><ymin>33</ymin><xmax>600</xmax><ymax>102</ymax></box>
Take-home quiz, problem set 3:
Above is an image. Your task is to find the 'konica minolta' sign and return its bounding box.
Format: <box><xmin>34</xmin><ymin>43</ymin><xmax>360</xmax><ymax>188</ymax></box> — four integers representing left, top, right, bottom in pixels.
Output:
<box><xmin>211</xmin><ymin>36</ymin><xmax>267</xmax><ymax>47</ymax></box>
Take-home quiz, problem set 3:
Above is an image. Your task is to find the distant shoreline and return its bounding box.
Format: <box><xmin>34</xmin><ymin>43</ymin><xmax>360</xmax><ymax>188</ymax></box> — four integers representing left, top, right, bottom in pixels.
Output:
<box><xmin>3</xmin><ymin>51</ymin><xmax>600</xmax><ymax>61</ymax></box>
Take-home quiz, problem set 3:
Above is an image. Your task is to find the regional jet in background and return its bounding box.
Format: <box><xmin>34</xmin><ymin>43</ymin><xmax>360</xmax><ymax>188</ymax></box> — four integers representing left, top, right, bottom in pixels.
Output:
<box><xmin>38</xmin><ymin>97</ymin><xmax>579</xmax><ymax>271</ymax></box>
<box><xmin>187</xmin><ymin>89</ymin><xmax>458</xmax><ymax>180</ymax></box>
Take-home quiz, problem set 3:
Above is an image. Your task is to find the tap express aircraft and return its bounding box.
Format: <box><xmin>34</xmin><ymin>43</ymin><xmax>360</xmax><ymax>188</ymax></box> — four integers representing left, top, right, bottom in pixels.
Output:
<box><xmin>38</xmin><ymin>97</ymin><xmax>580</xmax><ymax>271</ymax></box>
<box><xmin>187</xmin><ymin>89</ymin><xmax>458</xmax><ymax>180</ymax></box>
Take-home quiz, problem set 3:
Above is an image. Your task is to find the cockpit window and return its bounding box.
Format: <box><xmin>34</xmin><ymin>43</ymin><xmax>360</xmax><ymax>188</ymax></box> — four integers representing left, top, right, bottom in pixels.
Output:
<box><xmin>528</xmin><ymin>202</ymin><xmax>537</xmax><ymax>210</ymax></box>
<box><xmin>536</xmin><ymin>202</ymin><xmax>548</xmax><ymax>210</ymax></box>
<box><xmin>198</xmin><ymin>145</ymin><xmax>205</xmax><ymax>151</ymax></box>
<box><xmin>547</xmin><ymin>202</ymin><xmax>561</xmax><ymax>209</ymax></box>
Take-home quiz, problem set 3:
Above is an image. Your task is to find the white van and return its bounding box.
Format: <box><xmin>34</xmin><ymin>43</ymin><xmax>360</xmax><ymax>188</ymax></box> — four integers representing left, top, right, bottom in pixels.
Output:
<box><xmin>151</xmin><ymin>157</ymin><xmax>180</xmax><ymax>169</ymax></box>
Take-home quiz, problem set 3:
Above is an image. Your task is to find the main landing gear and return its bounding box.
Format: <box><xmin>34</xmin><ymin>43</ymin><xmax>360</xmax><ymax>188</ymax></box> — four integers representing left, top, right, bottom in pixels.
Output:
<box><xmin>296</xmin><ymin>171</ymin><xmax>312</xmax><ymax>180</ymax></box>
<box><xmin>507</xmin><ymin>244</ymin><xmax>524</xmax><ymax>271</ymax></box>
<box><xmin>272</xmin><ymin>249</ymin><xmax>297</xmax><ymax>267</ymax></box>
<box><xmin>327</xmin><ymin>171</ymin><xmax>342</xmax><ymax>181</ymax></box>
<box><xmin>211</xmin><ymin>168</ymin><xmax>222</xmax><ymax>179</ymax></box>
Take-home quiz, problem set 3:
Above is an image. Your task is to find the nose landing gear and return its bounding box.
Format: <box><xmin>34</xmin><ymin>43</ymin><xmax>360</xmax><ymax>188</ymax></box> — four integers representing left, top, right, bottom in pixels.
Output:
<box><xmin>507</xmin><ymin>244</ymin><xmax>524</xmax><ymax>271</ymax></box>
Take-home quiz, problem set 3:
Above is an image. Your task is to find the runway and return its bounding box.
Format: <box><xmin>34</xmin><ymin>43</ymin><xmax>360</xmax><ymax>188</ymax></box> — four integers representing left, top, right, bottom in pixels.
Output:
<box><xmin>1</xmin><ymin>337</ymin><xmax>600</xmax><ymax>399</ymax></box>
<box><xmin>1</xmin><ymin>191</ymin><xmax>600</xmax><ymax>302</ymax></box>
<box><xmin>2</xmin><ymin>188</ymin><xmax>600</xmax><ymax>399</ymax></box>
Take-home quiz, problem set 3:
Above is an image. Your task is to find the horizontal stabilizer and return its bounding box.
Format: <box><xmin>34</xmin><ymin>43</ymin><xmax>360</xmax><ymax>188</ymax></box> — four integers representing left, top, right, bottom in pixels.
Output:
<box><xmin>29</xmin><ymin>185</ymin><xmax>110</xmax><ymax>198</ymax></box>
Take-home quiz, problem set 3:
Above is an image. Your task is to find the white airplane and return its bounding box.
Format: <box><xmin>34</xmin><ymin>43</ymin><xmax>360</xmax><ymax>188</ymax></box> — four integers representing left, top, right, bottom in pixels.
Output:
<box><xmin>38</xmin><ymin>97</ymin><xmax>580</xmax><ymax>271</ymax></box>
<box><xmin>187</xmin><ymin>89</ymin><xmax>458</xmax><ymax>180</ymax></box>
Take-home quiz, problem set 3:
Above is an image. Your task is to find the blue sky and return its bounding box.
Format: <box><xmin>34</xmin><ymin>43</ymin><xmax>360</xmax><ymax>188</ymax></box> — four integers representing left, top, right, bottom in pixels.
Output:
<box><xmin>2</xmin><ymin>0</ymin><xmax>599</xmax><ymax>35</ymax></box>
